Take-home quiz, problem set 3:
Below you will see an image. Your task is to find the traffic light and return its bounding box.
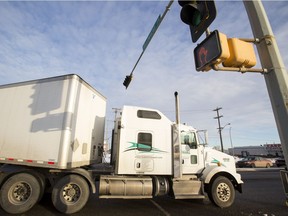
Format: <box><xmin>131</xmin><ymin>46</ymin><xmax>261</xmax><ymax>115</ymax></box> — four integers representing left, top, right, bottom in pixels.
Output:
<box><xmin>123</xmin><ymin>74</ymin><xmax>133</xmax><ymax>89</ymax></box>
<box><xmin>194</xmin><ymin>31</ymin><xmax>258</xmax><ymax>72</ymax></box>
<box><xmin>194</xmin><ymin>30</ymin><xmax>229</xmax><ymax>71</ymax></box>
<box><xmin>178</xmin><ymin>0</ymin><xmax>217</xmax><ymax>42</ymax></box>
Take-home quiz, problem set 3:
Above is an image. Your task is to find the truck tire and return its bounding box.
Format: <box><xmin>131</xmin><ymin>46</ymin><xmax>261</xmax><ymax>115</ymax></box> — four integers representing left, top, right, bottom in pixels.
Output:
<box><xmin>208</xmin><ymin>176</ymin><xmax>235</xmax><ymax>208</ymax></box>
<box><xmin>0</xmin><ymin>173</ymin><xmax>41</xmax><ymax>214</ymax></box>
<box><xmin>52</xmin><ymin>174</ymin><xmax>89</xmax><ymax>214</ymax></box>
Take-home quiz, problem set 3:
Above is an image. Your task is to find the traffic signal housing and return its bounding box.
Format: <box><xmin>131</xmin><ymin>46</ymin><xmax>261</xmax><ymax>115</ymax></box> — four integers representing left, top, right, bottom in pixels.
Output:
<box><xmin>179</xmin><ymin>0</ymin><xmax>217</xmax><ymax>42</ymax></box>
<box><xmin>123</xmin><ymin>75</ymin><xmax>133</xmax><ymax>89</ymax></box>
<box><xmin>194</xmin><ymin>30</ymin><xmax>257</xmax><ymax>72</ymax></box>
<box><xmin>223</xmin><ymin>38</ymin><xmax>257</xmax><ymax>68</ymax></box>
<box><xmin>194</xmin><ymin>30</ymin><xmax>229</xmax><ymax>71</ymax></box>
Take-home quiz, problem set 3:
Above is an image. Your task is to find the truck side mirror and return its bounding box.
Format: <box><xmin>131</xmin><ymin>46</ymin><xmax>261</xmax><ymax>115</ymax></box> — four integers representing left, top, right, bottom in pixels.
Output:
<box><xmin>197</xmin><ymin>130</ymin><xmax>208</xmax><ymax>146</ymax></box>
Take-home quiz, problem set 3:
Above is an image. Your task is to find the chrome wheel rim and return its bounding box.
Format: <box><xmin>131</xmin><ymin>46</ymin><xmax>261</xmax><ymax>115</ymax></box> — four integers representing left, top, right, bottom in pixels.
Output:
<box><xmin>62</xmin><ymin>183</ymin><xmax>81</xmax><ymax>204</ymax></box>
<box><xmin>216</xmin><ymin>182</ymin><xmax>231</xmax><ymax>202</ymax></box>
<box><xmin>9</xmin><ymin>182</ymin><xmax>32</xmax><ymax>205</ymax></box>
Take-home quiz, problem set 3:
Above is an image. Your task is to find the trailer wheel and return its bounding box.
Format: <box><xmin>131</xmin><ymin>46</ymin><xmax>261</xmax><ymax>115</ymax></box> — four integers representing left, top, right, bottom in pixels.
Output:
<box><xmin>52</xmin><ymin>174</ymin><xmax>89</xmax><ymax>214</ymax></box>
<box><xmin>0</xmin><ymin>173</ymin><xmax>41</xmax><ymax>214</ymax></box>
<box><xmin>37</xmin><ymin>174</ymin><xmax>46</xmax><ymax>202</ymax></box>
<box><xmin>208</xmin><ymin>176</ymin><xmax>235</xmax><ymax>208</ymax></box>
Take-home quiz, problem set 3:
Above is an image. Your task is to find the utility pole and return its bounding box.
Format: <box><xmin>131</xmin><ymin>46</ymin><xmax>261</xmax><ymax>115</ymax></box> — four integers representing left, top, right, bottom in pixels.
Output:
<box><xmin>112</xmin><ymin>108</ymin><xmax>121</xmax><ymax>123</ymax></box>
<box><xmin>213</xmin><ymin>107</ymin><xmax>224</xmax><ymax>152</ymax></box>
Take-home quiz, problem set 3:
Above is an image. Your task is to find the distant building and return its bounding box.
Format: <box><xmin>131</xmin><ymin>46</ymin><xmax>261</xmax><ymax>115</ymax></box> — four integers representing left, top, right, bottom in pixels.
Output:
<box><xmin>264</xmin><ymin>144</ymin><xmax>283</xmax><ymax>157</ymax></box>
<box><xmin>228</xmin><ymin>144</ymin><xmax>283</xmax><ymax>157</ymax></box>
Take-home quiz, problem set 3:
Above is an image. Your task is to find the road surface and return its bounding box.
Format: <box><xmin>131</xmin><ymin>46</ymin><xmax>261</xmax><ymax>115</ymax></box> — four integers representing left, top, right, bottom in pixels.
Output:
<box><xmin>0</xmin><ymin>168</ymin><xmax>286</xmax><ymax>216</ymax></box>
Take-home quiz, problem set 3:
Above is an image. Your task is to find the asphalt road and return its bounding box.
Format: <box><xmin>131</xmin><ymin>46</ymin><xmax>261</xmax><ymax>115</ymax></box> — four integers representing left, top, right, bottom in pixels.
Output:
<box><xmin>0</xmin><ymin>168</ymin><xmax>287</xmax><ymax>216</ymax></box>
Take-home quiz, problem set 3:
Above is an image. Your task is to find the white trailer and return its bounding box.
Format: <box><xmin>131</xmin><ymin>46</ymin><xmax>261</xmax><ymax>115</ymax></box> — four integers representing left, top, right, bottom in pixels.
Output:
<box><xmin>0</xmin><ymin>74</ymin><xmax>106</xmax><ymax>168</ymax></box>
<box><xmin>0</xmin><ymin>75</ymin><xmax>243</xmax><ymax>214</ymax></box>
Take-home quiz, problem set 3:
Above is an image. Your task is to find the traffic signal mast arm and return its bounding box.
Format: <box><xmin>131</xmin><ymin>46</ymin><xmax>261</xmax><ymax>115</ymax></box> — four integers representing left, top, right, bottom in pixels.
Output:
<box><xmin>212</xmin><ymin>64</ymin><xmax>267</xmax><ymax>74</ymax></box>
<box><xmin>123</xmin><ymin>0</ymin><xmax>174</xmax><ymax>89</ymax></box>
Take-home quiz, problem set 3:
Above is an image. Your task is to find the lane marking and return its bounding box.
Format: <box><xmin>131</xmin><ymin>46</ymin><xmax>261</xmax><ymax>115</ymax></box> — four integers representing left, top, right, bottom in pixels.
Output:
<box><xmin>150</xmin><ymin>200</ymin><xmax>170</xmax><ymax>216</ymax></box>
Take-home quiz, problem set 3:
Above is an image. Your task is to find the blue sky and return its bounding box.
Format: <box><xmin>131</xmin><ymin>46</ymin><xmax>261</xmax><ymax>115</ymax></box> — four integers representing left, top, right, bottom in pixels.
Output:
<box><xmin>0</xmin><ymin>0</ymin><xmax>287</xmax><ymax>149</ymax></box>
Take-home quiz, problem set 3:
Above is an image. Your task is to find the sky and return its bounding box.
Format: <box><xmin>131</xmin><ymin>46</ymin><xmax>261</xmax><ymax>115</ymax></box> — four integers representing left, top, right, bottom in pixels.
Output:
<box><xmin>0</xmin><ymin>0</ymin><xmax>287</xmax><ymax>149</ymax></box>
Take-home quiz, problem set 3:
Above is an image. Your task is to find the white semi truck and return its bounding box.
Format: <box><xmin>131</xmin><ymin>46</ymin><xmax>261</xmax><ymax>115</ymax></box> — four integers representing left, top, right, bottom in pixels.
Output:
<box><xmin>0</xmin><ymin>74</ymin><xmax>243</xmax><ymax>214</ymax></box>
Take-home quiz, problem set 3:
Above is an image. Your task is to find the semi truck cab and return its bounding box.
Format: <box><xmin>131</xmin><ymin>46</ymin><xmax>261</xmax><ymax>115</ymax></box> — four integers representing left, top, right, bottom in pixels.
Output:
<box><xmin>107</xmin><ymin>105</ymin><xmax>242</xmax><ymax>206</ymax></box>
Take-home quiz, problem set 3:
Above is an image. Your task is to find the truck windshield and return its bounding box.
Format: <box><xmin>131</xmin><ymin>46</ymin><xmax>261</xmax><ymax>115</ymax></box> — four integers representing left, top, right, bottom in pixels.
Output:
<box><xmin>181</xmin><ymin>131</ymin><xmax>197</xmax><ymax>149</ymax></box>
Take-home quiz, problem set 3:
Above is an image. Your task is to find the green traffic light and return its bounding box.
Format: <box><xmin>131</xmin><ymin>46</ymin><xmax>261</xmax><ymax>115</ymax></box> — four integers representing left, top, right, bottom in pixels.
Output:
<box><xmin>180</xmin><ymin>3</ymin><xmax>203</xmax><ymax>27</ymax></box>
<box><xmin>192</xmin><ymin>10</ymin><xmax>201</xmax><ymax>26</ymax></box>
<box><xmin>178</xmin><ymin>0</ymin><xmax>217</xmax><ymax>42</ymax></box>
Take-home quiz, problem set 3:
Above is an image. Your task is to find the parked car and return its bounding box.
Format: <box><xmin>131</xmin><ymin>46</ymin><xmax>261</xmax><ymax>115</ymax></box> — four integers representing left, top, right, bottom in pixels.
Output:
<box><xmin>275</xmin><ymin>158</ymin><xmax>286</xmax><ymax>167</ymax></box>
<box><xmin>236</xmin><ymin>156</ymin><xmax>273</xmax><ymax>168</ymax></box>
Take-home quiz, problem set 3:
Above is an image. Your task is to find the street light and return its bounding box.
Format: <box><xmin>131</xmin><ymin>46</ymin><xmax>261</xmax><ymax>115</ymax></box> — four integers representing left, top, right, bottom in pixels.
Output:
<box><xmin>229</xmin><ymin>126</ymin><xmax>234</xmax><ymax>156</ymax></box>
<box><xmin>219</xmin><ymin>122</ymin><xmax>230</xmax><ymax>152</ymax></box>
<box><xmin>221</xmin><ymin>123</ymin><xmax>231</xmax><ymax>130</ymax></box>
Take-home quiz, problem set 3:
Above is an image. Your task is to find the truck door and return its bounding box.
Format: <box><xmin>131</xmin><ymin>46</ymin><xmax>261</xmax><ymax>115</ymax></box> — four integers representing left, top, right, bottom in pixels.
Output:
<box><xmin>115</xmin><ymin>106</ymin><xmax>172</xmax><ymax>175</ymax></box>
<box><xmin>181</xmin><ymin>131</ymin><xmax>201</xmax><ymax>174</ymax></box>
<box><xmin>134</xmin><ymin>131</ymin><xmax>154</xmax><ymax>173</ymax></box>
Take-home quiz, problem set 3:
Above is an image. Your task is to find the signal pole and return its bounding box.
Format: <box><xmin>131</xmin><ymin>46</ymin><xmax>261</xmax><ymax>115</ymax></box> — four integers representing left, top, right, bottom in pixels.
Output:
<box><xmin>244</xmin><ymin>0</ymin><xmax>288</xmax><ymax>169</ymax></box>
<box><xmin>214</xmin><ymin>107</ymin><xmax>224</xmax><ymax>152</ymax></box>
<box><xmin>244</xmin><ymin>1</ymin><xmax>288</xmax><ymax>200</ymax></box>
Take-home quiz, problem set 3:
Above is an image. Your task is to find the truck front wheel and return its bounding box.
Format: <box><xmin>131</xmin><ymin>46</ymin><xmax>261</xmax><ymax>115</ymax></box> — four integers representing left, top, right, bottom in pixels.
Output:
<box><xmin>52</xmin><ymin>174</ymin><xmax>89</xmax><ymax>214</ymax></box>
<box><xmin>208</xmin><ymin>176</ymin><xmax>235</xmax><ymax>208</ymax></box>
<box><xmin>0</xmin><ymin>173</ymin><xmax>41</xmax><ymax>214</ymax></box>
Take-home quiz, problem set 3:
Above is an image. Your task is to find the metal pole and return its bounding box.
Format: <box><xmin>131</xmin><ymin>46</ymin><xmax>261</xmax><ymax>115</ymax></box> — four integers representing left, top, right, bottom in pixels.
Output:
<box><xmin>243</xmin><ymin>0</ymin><xmax>288</xmax><ymax>168</ymax></box>
<box><xmin>229</xmin><ymin>127</ymin><xmax>234</xmax><ymax>156</ymax></box>
<box><xmin>174</xmin><ymin>92</ymin><xmax>180</xmax><ymax>125</ymax></box>
<box><xmin>128</xmin><ymin>0</ymin><xmax>174</xmax><ymax>77</ymax></box>
<box><xmin>173</xmin><ymin>91</ymin><xmax>182</xmax><ymax>178</ymax></box>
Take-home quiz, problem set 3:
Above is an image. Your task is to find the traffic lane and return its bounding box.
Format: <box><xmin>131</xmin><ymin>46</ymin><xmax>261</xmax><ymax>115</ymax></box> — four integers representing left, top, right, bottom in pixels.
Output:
<box><xmin>234</xmin><ymin>169</ymin><xmax>287</xmax><ymax>215</ymax></box>
<box><xmin>151</xmin><ymin>169</ymin><xmax>287</xmax><ymax>216</ymax></box>
<box><xmin>0</xmin><ymin>190</ymin><xmax>242</xmax><ymax>216</ymax></box>
<box><xmin>38</xmin><ymin>196</ymin><xmax>174</xmax><ymax>216</ymax></box>
<box><xmin>0</xmin><ymin>169</ymin><xmax>286</xmax><ymax>216</ymax></box>
<box><xmin>24</xmin><ymin>193</ymin><xmax>222</xmax><ymax>216</ymax></box>
<box><xmin>0</xmin><ymin>194</ymin><xmax>172</xmax><ymax>216</ymax></box>
<box><xmin>31</xmin><ymin>169</ymin><xmax>288</xmax><ymax>216</ymax></box>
